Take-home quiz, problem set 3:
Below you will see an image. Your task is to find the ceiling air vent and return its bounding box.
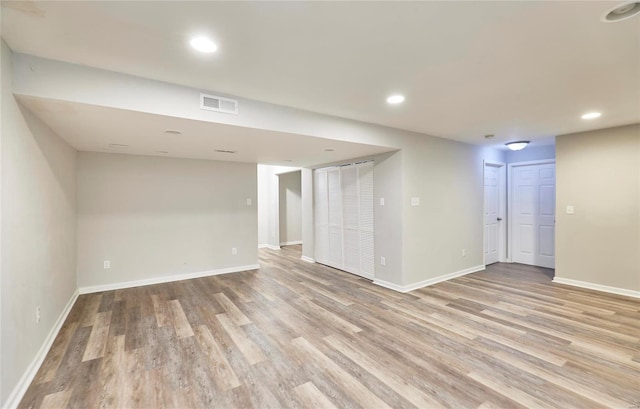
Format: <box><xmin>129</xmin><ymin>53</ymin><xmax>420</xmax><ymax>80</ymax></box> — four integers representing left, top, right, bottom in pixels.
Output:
<box><xmin>200</xmin><ymin>93</ymin><xmax>238</xmax><ymax>115</ymax></box>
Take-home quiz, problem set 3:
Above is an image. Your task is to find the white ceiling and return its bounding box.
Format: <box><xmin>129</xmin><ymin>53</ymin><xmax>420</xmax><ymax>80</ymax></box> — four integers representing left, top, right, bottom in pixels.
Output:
<box><xmin>17</xmin><ymin>96</ymin><xmax>394</xmax><ymax>167</ymax></box>
<box><xmin>2</xmin><ymin>1</ymin><xmax>639</xmax><ymax>145</ymax></box>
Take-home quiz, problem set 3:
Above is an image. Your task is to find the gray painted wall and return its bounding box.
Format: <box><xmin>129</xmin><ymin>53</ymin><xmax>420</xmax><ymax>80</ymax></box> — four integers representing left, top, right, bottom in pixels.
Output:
<box><xmin>556</xmin><ymin>124</ymin><xmax>639</xmax><ymax>291</ymax></box>
<box><xmin>1</xmin><ymin>42</ymin><xmax>77</xmax><ymax>405</ymax></box>
<box><xmin>77</xmin><ymin>152</ymin><xmax>258</xmax><ymax>289</ymax></box>
<box><xmin>12</xmin><ymin>52</ymin><xmax>514</xmax><ymax>288</ymax></box>
<box><xmin>507</xmin><ymin>144</ymin><xmax>555</xmax><ymax>163</ymax></box>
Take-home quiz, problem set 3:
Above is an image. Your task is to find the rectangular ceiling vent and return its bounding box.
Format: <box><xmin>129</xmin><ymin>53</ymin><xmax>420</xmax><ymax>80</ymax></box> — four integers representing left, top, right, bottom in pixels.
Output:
<box><xmin>200</xmin><ymin>93</ymin><xmax>238</xmax><ymax>115</ymax></box>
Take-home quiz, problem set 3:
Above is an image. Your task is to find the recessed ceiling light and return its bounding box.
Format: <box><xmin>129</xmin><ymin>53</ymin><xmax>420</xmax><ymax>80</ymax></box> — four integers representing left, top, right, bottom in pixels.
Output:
<box><xmin>505</xmin><ymin>141</ymin><xmax>530</xmax><ymax>151</ymax></box>
<box><xmin>602</xmin><ymin>1</ymin><xmax>640</xmax><ymax>22</ymax></box>
<box><xmin>324</xmin><ymin>148</ymin><xmax>335</xmax><ymax>152</ymax></box>
<box><xmin>386</xmin><ymin>95</ymin><xmax>405</xmax><ymax>104</ymax></box>
<box><xmin>581</xmin><ymin>112</ymin><xmax>602</xmax><ymax>120</ymax></box>
<box><xmin>190</xmin><ymin>37</ymin><xmax>218</xmax><ymax>53</ymax></box>
<box><xmin>164</xmin><ymin>129</ymin><xmax>182</xmax><ymax>135</ymax></box>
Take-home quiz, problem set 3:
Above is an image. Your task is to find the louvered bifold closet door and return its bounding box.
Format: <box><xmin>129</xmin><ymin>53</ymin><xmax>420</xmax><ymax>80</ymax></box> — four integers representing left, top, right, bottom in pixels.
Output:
<box><xmin>358</xmin><ymin>162</ymin><xmax>375</xmax><ymax>278</ymax></box>
<box><xmin>313</xmin><ymin>169</ymin><xmax>329</xmax><ymax>265</ymax></box>
<box><xmin>341</xmin><ymin>165</ymin><xmax>360</xmax><ymax>275</ymax></box>
<box><xmin>314</xmin><ymin>162</ymin><xmax>374</xmax><ymax>278</ymax></box>
<box><xmin>327</xmin><ymin>168</ymin><xmax>344</xmax><ymax>269</ymax></box>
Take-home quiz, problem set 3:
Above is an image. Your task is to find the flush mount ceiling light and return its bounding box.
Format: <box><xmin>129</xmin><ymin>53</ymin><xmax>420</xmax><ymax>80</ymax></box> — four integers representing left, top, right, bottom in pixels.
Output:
<box><xmin>602</xmin><ymin>1</ymin><xmax>640</xmax><ymax>22</ymax></box>
<box><xmin>386</xmin><ymin>95</ymin><xmax>405</xmax><ymax>104</ymax></box>
<box><xmin>581</xmin><ymin>111</ymin><xmax>602</xmax><ymax>120</ymax></box>
<box><xmin>190</xmin><ymin>37</ymin><xmax>217</xmax><ymax>53</ymax></box>
<box><xmin>505</xmin><ymin>141</ymin><xmax>530</xmax><ymax>151</ymax></box>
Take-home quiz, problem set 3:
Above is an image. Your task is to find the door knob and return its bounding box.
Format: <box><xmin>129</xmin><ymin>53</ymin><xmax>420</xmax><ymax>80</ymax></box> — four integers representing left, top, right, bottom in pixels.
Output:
<box><xmin>497</xmin><ymin>217</ymin><xmax>502</xmax><ymax>221</ymax></box>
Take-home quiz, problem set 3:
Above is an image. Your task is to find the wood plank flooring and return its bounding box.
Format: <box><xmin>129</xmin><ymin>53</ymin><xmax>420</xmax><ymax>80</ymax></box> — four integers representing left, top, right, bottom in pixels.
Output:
<box><xmin>20</xmin><ymin>245</ymin><xmax>640</xmax><ymax>408</ymax></box>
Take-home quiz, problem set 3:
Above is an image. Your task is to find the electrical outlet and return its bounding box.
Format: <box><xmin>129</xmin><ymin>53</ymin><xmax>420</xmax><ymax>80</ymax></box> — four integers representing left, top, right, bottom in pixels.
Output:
<box><xmin>103</xmin><ymin>260</ymin><xmax>111</xmax><ymax>269</ymax></box>
<box><xmin>36</xmin><ymin>306</ymin><xmax>41</xmax><ymax>324</ymax></box>
<box><xmin>566</xmin><ymin>205</ymin><xmax>574</xmax><ymax>215</ymax></box>
<box><xmin>380</xmin><ymin>256</ymin><xmax>386</xmax><ymax>266</ymax></box>
<box><xmin>462</xmin><ymin>248</ymin><xmax>466</xmax><ymax>257</ymax></box>
<box><xmin>246</xmin><ymin>198</ymin><xmax>252</xmax><ymax>206</ymax></box>
<box><xmin>411</xmin><ymin>197</ymin><xmax>420</xmax><ymax>207</ymax></box>
<box><xmin>232</xmin><ymin>247</ymin><xmax>238</xmax><ymax>255</ymax></box>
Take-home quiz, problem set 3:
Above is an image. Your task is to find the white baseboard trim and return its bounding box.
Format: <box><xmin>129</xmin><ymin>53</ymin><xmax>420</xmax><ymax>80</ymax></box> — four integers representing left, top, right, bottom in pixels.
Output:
<box><xmin>79</xmin><ymin>264</ymin><xmax>260</xmax><ymax>294</ymax></box>
<box><xmin>372</xmin><ymin>278</ymin><xmax>407</xmax><ymax>292</ymax></box>
<box><xmin>266</xmin><ymin>245</ymin><xmax>281</xmax><ymax>251</ymax></box>
<box><xmin>258</xmin><ymin>244</ymin><xmax>268</xmax><ymax>249</ymax></box>
<box><xmin>280</xmin><ymin>241</ymin><xmax>302</xmax><ymax>246</ymax></box>
<box><xmin>4</xmin><ymin>289</ymin><xmax>79</xmax><ymax>409</ymax></box>
<box><xmin>300</xmin><ymin>256</ymin><xmax>315</xmax><ymax>263</ymax></box>
<box><xmin>373</xmin><ymin>265</ymin><xmax>486</xmax><ymax>293</ymax></box>
<box><xmin>552</xmin><ymin>277</ymin><xmax>640</xmax><ymax>299</ymax></box>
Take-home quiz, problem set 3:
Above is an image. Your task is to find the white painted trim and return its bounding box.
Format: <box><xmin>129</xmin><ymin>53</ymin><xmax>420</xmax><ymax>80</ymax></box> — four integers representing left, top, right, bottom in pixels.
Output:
<box><xmin>258</xmin><ymin>244</ymin><xmax>269</xmax><ymax>249</ymax></box>
<box><xmin>79</xmin><ymin>264</ymin><xmax>260</xmax><ymax>294</ymax></box>
<box><xmin>266</xmin><ymin>245</ymin><xmax>281</xmax><ymax>251</ymax></box>
<box><xmin>374</xmin><ymin>265</ymin><xmax>485</xmax><ymax>293</ymax></box>
<box><xmin>300</xmin><ymin>256</ymin><xmax>316</xmax><ymax>263</ymax></box>
<box><xmin>4</xmin><ymin>289</ymin><xmax>80</xmax><ymax>409</ymax></box>
<box><xmin>553</xmin><ymin>277</ymin><xmax>640</xmax><ymax>299</ymax></box>
<box><xmin>508</xmin><ymin>159</ymin><xmax>557</xmax><ymax>167</ymax></box>
<box><xmin>279</xmin><ymin>240</ymin><xmax>302</xmax><ymax>246</ymax></box>
<box><xmin>372</xmin><ymin>278</ymin><xmax>407</xmax><ymax>293</ymax></box>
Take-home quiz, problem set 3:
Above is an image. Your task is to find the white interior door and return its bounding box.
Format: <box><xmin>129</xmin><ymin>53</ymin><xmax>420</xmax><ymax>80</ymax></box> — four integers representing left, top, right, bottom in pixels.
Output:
<box><xmin>313</xmin><ymin>162</ymin><xmax>374</xmax><ymax>279</ymax></box>
<box><xmin>511</xmin><ymin>162</ymin><xmax>556</xmax><ymax>268</ymax></box>
<box><xmin>313</xmin><ymin>169</ymin><xmax>329</xmax><ymax>264</ymax></box>
<box><xmin>327</xmin><ymin>168</ymin><xmax>343</xmax><ymax>269</ymax></box>
<box><xmin>341</xmin><ymin>165</ymin><xmax>360</xmax><ymax>274</ymax></box>
<box><xmin>484</xmin><ymin>164</ymin><xmax>501</xmax><ymax>265</ymax></box>
<box><xmin>358</xmin><ymin>163</ymin><xmax>374</xmax><ymax>278</ymax></box>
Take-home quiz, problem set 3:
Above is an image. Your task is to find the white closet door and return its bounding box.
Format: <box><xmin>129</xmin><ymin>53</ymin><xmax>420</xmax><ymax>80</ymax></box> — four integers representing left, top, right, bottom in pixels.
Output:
<box><xmin>313</xmin><ymin>169</ymin><xmax>329</xmax><ymax>265</ymax></box>
<box><xmin>341</xmin><ymin>165</ymin><xmax>360</xmax><ymax>275</ymax></box>
<box><xmin>313</xmin><ymin>162</ymin><xmax>374</xmax><ymax>279</ymax></box>
<box><xmin>358</xmin><ymin>162</ymin><xmax>374</xmax><ymax>278</ymax></box>
<box><xmin>327</xmin><ymin>168</ymin><xmax>343</xmax><ymax>269</ymax></box>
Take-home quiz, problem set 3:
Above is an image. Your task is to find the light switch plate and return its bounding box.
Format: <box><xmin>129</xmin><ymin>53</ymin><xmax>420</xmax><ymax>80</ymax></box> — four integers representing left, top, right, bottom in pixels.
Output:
<box><xmin>411</xmin><ymin>197</ymin><xmax>420</xmax><ymax>207</ymax></box>
<box><xmin>380</xmin><ymin>256</ymin><xmax>386</xmax><ymax>266</ymax></box>
<box><xmin>379</xmin><ymin>197</ymin><xmax>385</xmax><ymax>206</ymax></box>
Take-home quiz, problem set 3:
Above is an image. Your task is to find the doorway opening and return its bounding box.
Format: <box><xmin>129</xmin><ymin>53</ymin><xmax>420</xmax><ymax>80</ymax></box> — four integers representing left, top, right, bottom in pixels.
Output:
<box><xmin>278</xmin><ymin>170</ymin><xmax>302</xmax><ymax>247</ymax></box>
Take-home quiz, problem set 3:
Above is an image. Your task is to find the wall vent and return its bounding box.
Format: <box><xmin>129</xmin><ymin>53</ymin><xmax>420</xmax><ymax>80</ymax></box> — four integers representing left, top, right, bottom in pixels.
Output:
<box><xmin>200</xmin><ymin>93</ymin><xmax>238</xmax><ymax>115</ymax></box>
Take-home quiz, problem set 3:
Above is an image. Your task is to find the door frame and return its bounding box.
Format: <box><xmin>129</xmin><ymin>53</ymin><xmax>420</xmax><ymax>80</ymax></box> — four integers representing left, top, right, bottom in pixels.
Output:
<box><xmin>507</xmin><ymin>159</ymin><xmax>556</xmax><ymax>263</ymax></box>
<box><xmin>483</xmin><ymin>161</ymin><xmax>507</xmax><ymax>265</ymax></box>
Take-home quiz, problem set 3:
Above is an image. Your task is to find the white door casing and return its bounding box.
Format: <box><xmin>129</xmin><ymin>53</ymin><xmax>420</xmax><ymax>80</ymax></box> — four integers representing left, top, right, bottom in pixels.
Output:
<box><xmin>509</xmin><ymin>160</ymin><xmax>556</xmax><ymax>268</ymax></box>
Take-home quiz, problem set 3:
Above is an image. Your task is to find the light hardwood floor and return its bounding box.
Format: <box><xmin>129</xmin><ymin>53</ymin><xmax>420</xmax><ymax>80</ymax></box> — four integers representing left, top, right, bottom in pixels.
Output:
<box><xmin>20</xmin><ymin>245</ymin><xmax>640</xmax><ymax>408</ymax></box>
